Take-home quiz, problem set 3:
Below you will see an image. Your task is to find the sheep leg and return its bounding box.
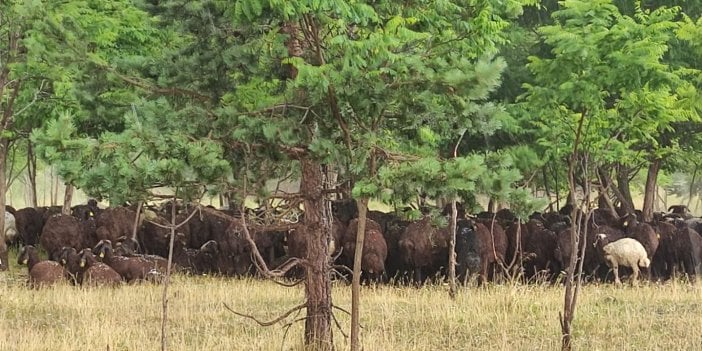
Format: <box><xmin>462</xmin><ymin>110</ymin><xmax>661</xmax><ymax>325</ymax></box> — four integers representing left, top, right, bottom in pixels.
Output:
<box><xmin>631</xmin><ymin>265</ymin><xmax>639</xmax><ymax>286</ymax></box>
<box><xmin>413</xmin><ymin>268</ymin><xmax>423</xmax><ymax>286</ymax></box>
<box><xmin>479</xmin><ymin>259</ymin><xmax>489</xmax><ymax>286</ymax></box>
<box><xmin>612</xmin><ymin>263</ymin><xmax>621</xmax><ymax>285</ymax></box>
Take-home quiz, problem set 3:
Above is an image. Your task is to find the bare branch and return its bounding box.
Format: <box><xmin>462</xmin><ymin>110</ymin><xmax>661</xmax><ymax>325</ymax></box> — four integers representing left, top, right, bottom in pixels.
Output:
<box><xmin>13</xmin><ymin>80</ymin><xmax>46</xmax><ymax>118</ymax></box>
<box><xmin>331</xmin><ymin>310</ymin><xmax>349</xmax><ymax>339</ymax></box>
<box><xmin>145</xmin><ymin>205</ymin><xmax>200</xmax><ymax>230</ymax></box>
<box><xmin>111</xmin><ymin>69</ymin><xmax>213</xmax><ymax>103</ymax></box>
<box><xmin>223</xmin><ymin>302</ymin><xmax>306</xmax><ymax>327</ymax></box>
<box><xmin>332</xmin><ymin>304</ymin><xmax>352</xmax><ymax>316</ymax></box>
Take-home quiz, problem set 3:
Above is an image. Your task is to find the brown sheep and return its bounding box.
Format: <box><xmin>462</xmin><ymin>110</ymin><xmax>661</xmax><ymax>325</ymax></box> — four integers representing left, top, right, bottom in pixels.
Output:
<box><xmin>522</xmin><ymin>219</ymin><xmax>559</xmax><ymax>280</ymax></box>
<box><xmin>340</xmin><ymin>218</ymin><xmax>388</xmax><ymax>282</ymax></box>
<box><xmin>78</xmin><ymin>248</ymin><xmax>123</xmax><ymax>287</ymax></box>
<box><xmin>95</xmin><ymin>207</ymin><xmax>139</xmax><ymax>244</ymax></box>
<box><xmin>17</xmin><ymin>245</ymin><xmax>65</xmax><ymax>287</ymax></box>
<box><xmin>172</xmin><ymin>234</ymin><xmax>220</xmax><ymax>275</ymax></box>
<box><xmin>58</xmin><ymin>247</ymin><xmax>81</xmax><ymax>285</ymax></box>
<box><xmin>397</xmin><ymin>216</ymin><xmax>450</xmax><ymax>284</ymax></box>
<box><xmin>40</xmin><ymin>214</ymin><xmax>86</xmax><ymax>260</ymax></box>
<box><xmin>362</xmin><ymin>212</ymin><xmax>413</xmax><ymax>281</ymax></box>
<box><xmin>97</xmin><ymin>239</ymin><xmax>169</xmax><ymax>273</ymax></box>
<box><xmin>138</xmin><ymin>212</ymin><xmax>193</xmax><ymax>258</ymax></box>
<box><xmin>473</xmin><ymin>220</ymin><xmax>508</xmax><ymax>284</ymax></box>
<box><xmin>94</xmin><ymin>240</ymin><xmax>164</xmax><ymax>283</ymax></box>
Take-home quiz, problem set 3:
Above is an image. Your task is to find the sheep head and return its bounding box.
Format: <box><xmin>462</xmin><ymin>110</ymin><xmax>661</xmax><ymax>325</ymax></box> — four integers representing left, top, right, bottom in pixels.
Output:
<box><xmin>593</xmin><ymin>233</ymin><xmax>609</xmax><ymax>248</ymax></box>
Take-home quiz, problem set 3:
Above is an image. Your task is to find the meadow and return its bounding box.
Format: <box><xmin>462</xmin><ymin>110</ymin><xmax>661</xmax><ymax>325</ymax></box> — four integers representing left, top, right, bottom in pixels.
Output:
<box><xmin>2</xmin><ymin>245</ymin><xmax>702</xmax><ymax>351</ymax></box>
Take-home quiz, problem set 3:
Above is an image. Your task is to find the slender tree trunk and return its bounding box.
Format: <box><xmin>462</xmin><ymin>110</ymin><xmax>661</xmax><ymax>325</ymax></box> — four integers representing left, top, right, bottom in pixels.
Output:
<box><xmin>162</xmin><ymin>196</ymin><xmax>177</xmax><ymax>351</ymax></box>
<box><xmin>596</xmin><ymin>166</ymin><xmax>619</xmax><ymax>220</ymax></box>
<box><xmin>642</xmin><ymin>158</ymin><xmax>661</xmax><ymax>222</ymax></box>
<box><xmin>553</xmin><ymin>163</ymin><xmax>561</xmax><ymax>211</ymax></box>
<box><xmin>351</xmin><ymin>197</ymin><xmax>368</xmax><ymax>351</ymax></box>
<box><xmin>597</xmin><ymin>166</ymin><xmax>610</xmax><ymax>210</ymax></box>
<box><xmin>448</xmin><ymin>200</ymin><xmax>458</xmax><ymax>298</ymax></box>
<box><xmin>27</xmin><ymin>141</ymin><xmax>38</xmax><ymax>208</ymax></box>
<box><xmin>132</xmin><ymin>201</ymin><xmax>143</xmax><ymax>243</ymax></box>
<box><xmin>51</xmin><ymin>167</ymin><xmax>59</xmax><ymax>206</ymax></box>
<box><xmin>543</xmin><ymin>166</ymin><xmax>554</xmax><ymax>212</ymax></box>
<box><xmin>0</xmin><ymin>139</ymin><xmax>8</xmax><ymax>270</ymax></box>
<box><xmin>62</xmin><ymin>183</ymin><xmax>74</xmax><ymax>215</ymax></box>
<box><xmin>561</xmin><ymin>111</ymin><xmax>587</xmax><ymax>351</ymax></box>
<box><xmin>301</xmin><ymin>158</ymin><xmax>333</xmax><ymax>350</ymax></box>
<box><xmin>616</xmin><ymin>163</ymin><xmax>635</xmax><ymax>214</ymax></box>
<box><xmin>688</xmin><ymin>163</ymin><xmax>698</xmax><ymax>208</ymax></box>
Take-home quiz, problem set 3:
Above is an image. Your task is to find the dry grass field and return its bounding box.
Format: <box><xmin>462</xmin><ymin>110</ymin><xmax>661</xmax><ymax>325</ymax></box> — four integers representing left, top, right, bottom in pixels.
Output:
<box><xmin>2</xmin><ymin>246</ymin><xmax>702</xmax><ymax>351</ymax></box>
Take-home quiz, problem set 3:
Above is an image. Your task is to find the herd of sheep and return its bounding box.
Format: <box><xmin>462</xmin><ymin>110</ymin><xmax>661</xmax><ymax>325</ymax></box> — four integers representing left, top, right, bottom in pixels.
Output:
<box><xmin>4</xmin><ymin>199</ymin><xmax>702</xmax><ymax>288</ymax></box>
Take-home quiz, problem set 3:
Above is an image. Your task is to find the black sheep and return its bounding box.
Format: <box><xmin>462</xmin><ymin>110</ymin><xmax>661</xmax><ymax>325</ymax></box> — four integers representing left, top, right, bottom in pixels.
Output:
<box><xmin>454</xmin><ymin>219</ymin><xmax>481</xmax><ymax>284</ymax></box>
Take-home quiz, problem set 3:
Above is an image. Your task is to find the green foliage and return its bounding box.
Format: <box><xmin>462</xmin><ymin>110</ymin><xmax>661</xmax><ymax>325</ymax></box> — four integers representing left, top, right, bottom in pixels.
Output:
<box><xmin>522</xmin><ymin>0</ymin><xmax>699</xmax><ymax>176</ymax></box>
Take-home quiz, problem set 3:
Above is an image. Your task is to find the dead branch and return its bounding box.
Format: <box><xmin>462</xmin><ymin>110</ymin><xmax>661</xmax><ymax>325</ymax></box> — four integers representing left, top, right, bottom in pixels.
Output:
<box><xmin>332</xmin><ymin>304</ymin><xmax>352</xmax><ymax>316</ymax></box>
<box><xmin>145</xmin><ymin>206</ymin><xmax>200</xmax><ymax>230</ymax></box>
<box><xmin>280</xmin><ymin>308</ymin><xmax>306</xmax><ymax>351</ymax></box>
<box><xmin>223</xmin><ymin>302</ymin><xmax>306</xmax><ymax>327</ymax></box>
<box><xmin>280</xmin><ymin>317</ymin><xmax>307</xmax><ymax>351</ymax></box>
<box><xmin>331</xmin><ymin>311</ymin><xmax>349</xmax><ymax>339</ymax></box>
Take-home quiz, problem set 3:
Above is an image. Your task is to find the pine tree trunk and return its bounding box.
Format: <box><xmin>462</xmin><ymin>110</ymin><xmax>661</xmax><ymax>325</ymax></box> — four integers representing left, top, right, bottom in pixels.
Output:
<box><xmin>642</xmin><ymin>158</ymin><xmax>661</xmax><ymax>222</ymax></box>
<box><xmin>0</xmin><ymin>139</ymin><xmax>8</xmax><ymax>270</ymax></box>
<box><xmin>62</xmin><ymin>183</ymin><xmax>74</xmax><ymax>215</ymax></box>
<box><xmin>300</xmin><ymin>158</ymin><xmax>333</xmax><ymax>350</ymax></box>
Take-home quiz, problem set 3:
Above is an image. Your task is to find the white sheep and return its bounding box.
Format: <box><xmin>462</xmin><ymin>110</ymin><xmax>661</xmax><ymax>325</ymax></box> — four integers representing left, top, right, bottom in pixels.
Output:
<box><xmin>594</xmin><ymin>234</ymin><xmax>650</xmax><ymax>286</ymax></box>
<box><xmin>4</xmin><ymin>211</ymin><xmax>17</xmax><ymax>245</ymax></box>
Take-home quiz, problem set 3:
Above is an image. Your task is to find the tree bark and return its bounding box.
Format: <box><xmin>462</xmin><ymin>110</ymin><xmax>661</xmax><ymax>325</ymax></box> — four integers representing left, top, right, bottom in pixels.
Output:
<box><xmin>596</xmin><ymin>166</ymin><xmax>610</xmax><ymax>210</ymax></box>
<box><xmin>300</xmin><ymin>158</ymin><xmax>333</xmax><ymax>350</ymax></box>
<box><xmin>0</xmin><ymin>139</ymin><xmax>8</xmax><ymax>270</ymax></box>
<box><xmin>616</xmin><ymin>163</ymin><xmax>636</xmax><ymax>214</ymax></box>
<box><xmin>62</xmin><ymin>183</ymin><xmax>74</xmax><ymax>215</ymax></box>
<box><xmin>561</xmin><ymin>111</ymin><xmax>588</xmax><ymax>351</ymax></box>
<box><xmin>688</xmin><ymin>163</ymin><xmax>698</xmax><ymax>208</ymax></box>
<box><xmin>448</xmin><ymin>200</ymin><xmax>458</xmax><ymax>298</ymax></box>
<box><xmin>642</xmin><ymin>158</ymin><xmax>661</xmax><ymax>222</ymax></box>
<box><xmin>350</xmin><ymin>197</ymin><xmax>368</xmax><ymax>351</ymax></box>
<box><xmin>27</xmin><ymin>140</ymin><xmax>38</xmax><ymax>208</ymax></box>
